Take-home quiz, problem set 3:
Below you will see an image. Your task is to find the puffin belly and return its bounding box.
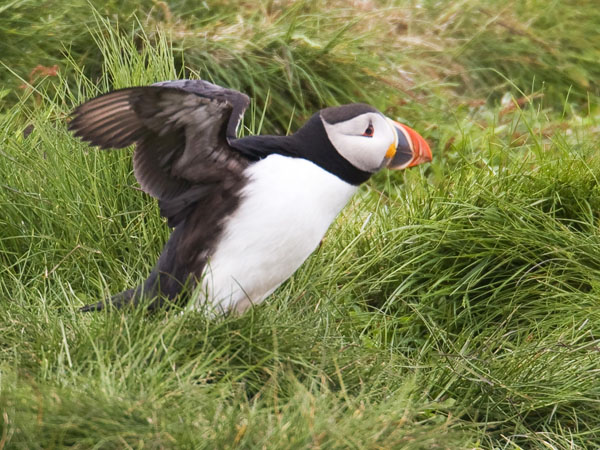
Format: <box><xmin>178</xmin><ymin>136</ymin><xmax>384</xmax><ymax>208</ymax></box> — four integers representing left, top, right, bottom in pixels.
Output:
<box><xmin>199</xmin><ymin>154</ymin><xmax>357</xmax><ymax>312</ymax></box>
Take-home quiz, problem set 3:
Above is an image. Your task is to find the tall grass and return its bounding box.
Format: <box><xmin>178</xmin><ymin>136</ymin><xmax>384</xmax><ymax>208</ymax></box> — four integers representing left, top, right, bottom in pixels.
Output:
<box><xmin>3</xmin><ymin>1</ymin><xmax>600</xmax><ymax>121</ymax></box>
<box><xmin>1</xmin><ymin>1</ymin><xmax>600</xmax><ymax>448</ymax></box>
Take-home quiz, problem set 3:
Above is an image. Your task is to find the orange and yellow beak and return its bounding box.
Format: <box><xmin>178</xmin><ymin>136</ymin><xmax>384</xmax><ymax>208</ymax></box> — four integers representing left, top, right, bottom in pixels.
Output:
<box><xmin>385</xmin><ymin>119</ymin><xmax>432</xmax><ymax>170</ymax></box>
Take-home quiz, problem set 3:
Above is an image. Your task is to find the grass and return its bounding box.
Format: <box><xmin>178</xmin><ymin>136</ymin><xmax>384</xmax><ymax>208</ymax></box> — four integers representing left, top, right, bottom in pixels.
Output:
<box><xmin>1</xmin><ymin>0</ymin><xmax>600</xmax><ymax>448</ymax></box>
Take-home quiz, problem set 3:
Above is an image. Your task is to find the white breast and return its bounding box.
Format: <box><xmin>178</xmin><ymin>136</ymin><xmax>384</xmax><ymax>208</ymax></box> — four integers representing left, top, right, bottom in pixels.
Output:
<box><xmin>198</xmin><ymin>154</ymin><xmax>357</xmax><ymax>312</ymax></box>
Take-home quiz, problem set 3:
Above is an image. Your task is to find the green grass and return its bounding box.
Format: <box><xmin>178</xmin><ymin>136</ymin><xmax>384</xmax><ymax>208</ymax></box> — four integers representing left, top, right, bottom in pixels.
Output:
<box><xmin>2</xmin><ymin>1</ymin><xmax>600</xmax><ymax>448</ymax></box>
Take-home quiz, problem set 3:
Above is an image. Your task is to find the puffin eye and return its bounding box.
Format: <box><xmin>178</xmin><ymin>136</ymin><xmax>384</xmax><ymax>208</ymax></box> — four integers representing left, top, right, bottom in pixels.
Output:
<box><xmin>362</xmin><ymin>123</ymin><xmax>374</xmax><ymax>137</ymax></box>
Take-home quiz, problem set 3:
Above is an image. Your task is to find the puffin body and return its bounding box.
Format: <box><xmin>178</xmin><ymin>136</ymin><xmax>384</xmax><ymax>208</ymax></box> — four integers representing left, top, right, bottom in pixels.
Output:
<box><xmin>69</xmin><ymin>79</ymin><xmax>432</xmax><ymax>313</ymax></box>
<box><xmin>205</xmin><ymin>154</ymin><xmax>357</xmax><ymax>312</ymax></box>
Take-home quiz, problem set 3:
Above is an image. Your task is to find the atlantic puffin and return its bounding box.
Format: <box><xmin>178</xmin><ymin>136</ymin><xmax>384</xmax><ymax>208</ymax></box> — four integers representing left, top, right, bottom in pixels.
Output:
<box><xmin>68</xmin><ymin>79</ymin><xmax>432</xmax><ymax>313</ymax></box>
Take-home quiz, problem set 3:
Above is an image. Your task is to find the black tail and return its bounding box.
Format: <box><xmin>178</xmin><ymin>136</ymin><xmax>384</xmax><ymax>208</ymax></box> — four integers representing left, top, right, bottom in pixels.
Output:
<box><xmin>79</xmin><ymin>225</ymin><xmax>199</xmax><ymax>313</ymax></box>
<box><xmin>79</xmin><ymin>274</ymin><xmax>192</xmax><ymax>312</ymax></box>
<box><xmin>79</xmin><ymin>271</ymin><xmax>195</xmax><ymax>313</ymax></box>
<box><xmin>79</xmin><ymin>287</ymin><xmax>142</xmax><ymax>312</ymax></box>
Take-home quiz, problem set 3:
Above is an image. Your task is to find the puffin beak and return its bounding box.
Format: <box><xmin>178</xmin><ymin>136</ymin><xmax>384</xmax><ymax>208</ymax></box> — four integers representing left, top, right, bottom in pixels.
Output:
<box><xmin>385</xmin><ymin>119</ymin><xmax>432</xmax><ymax>170</ymax></box>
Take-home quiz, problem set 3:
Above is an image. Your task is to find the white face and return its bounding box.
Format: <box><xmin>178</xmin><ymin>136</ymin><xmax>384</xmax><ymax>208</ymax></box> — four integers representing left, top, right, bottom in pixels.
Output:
<box><xmin>321</xmin><ymin>111</ymin><xmax>397</xmax><ymax>173</ymax></box>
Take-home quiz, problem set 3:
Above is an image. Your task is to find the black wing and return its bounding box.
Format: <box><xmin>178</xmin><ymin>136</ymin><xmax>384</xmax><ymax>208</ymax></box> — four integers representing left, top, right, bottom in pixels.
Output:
<box><xmin>68</xmin><ymin>79</ymin><xmax>251</xmax><ymax>207</ymax></box>
<box><xmin>70</xmin><ymin>81</ymin><xmax>252</xmax><ymax>305</ymax></box>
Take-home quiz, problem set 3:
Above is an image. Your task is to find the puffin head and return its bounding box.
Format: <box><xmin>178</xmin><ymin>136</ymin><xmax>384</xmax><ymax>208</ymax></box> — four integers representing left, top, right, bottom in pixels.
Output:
<box><xmin>320</xmin><ymin>103</ymin><xmax>432</xmax><ymax>173</ymax></box>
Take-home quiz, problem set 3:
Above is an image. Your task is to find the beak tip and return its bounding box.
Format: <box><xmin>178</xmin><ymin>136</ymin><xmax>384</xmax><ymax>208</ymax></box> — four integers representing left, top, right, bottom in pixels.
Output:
<box><xmin>419</xmin><ymin>139</ymin><xmax>433</xmax><ymax>164</ymax></box>
<box><xmin>402</xmin><ymin>124</ymin><xmax>432</xmax><ymax>168</ymax></box>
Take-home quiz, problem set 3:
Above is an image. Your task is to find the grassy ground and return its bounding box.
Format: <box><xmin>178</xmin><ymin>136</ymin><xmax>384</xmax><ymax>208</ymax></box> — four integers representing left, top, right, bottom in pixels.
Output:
<box><xmin>1</xmin><ymin>0</ymin><xmax>600</xmax><ymax>448</ymax></box>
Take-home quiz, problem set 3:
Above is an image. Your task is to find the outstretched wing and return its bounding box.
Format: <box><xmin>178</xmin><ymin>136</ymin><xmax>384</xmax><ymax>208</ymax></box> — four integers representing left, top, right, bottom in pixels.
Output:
<box><xmin>68</xmin><ymin>79</ymin><xmax>251</xmax><ymax>202</ymax></box>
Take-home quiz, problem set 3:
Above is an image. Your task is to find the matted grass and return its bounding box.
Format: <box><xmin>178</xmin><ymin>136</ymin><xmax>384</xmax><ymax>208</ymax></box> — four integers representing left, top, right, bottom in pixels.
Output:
<box><xmin>1</xmin><ymin>1</ymin><xmax>600</xmax><ymax>448</ymax></box>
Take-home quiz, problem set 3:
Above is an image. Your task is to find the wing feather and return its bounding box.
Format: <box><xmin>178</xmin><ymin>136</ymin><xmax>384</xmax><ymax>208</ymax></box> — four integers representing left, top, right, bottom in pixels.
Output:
<box><xmin>69</xmin><ymin>80</ymin><xmax>252</xmax><ymax>299</ymax></box>
<box><xmin>68</xmin><ymin>80</ymin><xmax>251</xmax><ymax>223</ymax></box>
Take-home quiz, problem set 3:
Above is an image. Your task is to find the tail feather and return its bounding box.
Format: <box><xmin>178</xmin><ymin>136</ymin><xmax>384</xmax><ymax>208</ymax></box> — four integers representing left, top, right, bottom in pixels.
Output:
<box><xmin>79</xmin><ymin>226</ymin><xmax>197</xmax><ymax>313</ymax></box>
<box><xmin>79</xmin><ymin>272</ymin><xmax>194</xmax><ymax>312</ymax></box>
<box><xmin>79</xmin><ymin>287</ymin><xmax>140</xmax><ymax>312</ymax></box>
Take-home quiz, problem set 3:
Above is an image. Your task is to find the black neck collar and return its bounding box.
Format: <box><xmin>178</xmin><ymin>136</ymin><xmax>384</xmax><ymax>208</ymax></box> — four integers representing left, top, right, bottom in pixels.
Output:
<box><xmin>230</xmin><ymin>114</ymin><xmax>372</xmax><ymax>186</ymax></box>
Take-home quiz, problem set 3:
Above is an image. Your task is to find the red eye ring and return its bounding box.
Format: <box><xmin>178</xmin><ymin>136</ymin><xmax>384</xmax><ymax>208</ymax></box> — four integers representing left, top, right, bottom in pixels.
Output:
<box><xmin>362</xmin><ymin>123</ymin><xmax>374</xmax><ymax>137</ymax></box>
